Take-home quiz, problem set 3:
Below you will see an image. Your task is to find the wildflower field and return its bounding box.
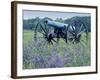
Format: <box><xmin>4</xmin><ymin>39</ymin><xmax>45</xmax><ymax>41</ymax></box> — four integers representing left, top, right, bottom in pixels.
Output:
<box><xmin>23</xmin><ymin>30</ymin><xmax>91</xmax><ymax>69</ymax></box>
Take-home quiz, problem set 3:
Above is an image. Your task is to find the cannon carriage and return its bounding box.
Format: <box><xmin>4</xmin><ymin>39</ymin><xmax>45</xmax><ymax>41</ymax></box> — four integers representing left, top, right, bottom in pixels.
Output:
<box><xmin>34</xmin><ymin>19</ymin><xmax>88</xmax><ymax>44</ymax></box>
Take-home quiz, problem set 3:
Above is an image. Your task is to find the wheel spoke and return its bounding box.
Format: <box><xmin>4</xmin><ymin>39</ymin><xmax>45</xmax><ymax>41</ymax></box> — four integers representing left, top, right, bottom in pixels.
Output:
<box><xmin>77</xmin><ymin>29</ymin><xmax>86</xmax><ymax>36</ymax></box>
<box><xmin>52</xmin><ymin>38</ymin><xmax>57</xmax><ymax>43</ymax></box>
<box><xmin>68</xmin><ymin>30</ymin><xmax>75</xmax><ymax>35</ymax></box>
<box><xmin>38</xmin><ymin>31</ymin><xmax>45</xmax><ymax>35</ymax></box>
<box><xmin>78</xmin><ymin>24</ymin><xmax>83</xmax><ymax>33</ymax></box>
<box><xmin>57</xmin><ymin>37</ymin><xmax>60</xmax><ymax>43</ymax></box>
<box><xmin>71</xmin><ymin>25</ymin><xmax>76</xmax><ymax>32</ymax></box>
<box><xmin>39</xmin><ymin>23</ymin><xmax>47</xmax><ymax>34</ymax></box>
<box><xmin>34</xmin><ymin>22</ymin><xmax>40</xmax><ymax>40</ymax></box>
<box><xmin>44</xmin><ymin>23</ymin><xmax>48</xmax><ymax>33</ymax></box>
<box><xmin>49</xmin><ymin>40</ymin><xmax>53</xmax><ymax>45</ymax></box>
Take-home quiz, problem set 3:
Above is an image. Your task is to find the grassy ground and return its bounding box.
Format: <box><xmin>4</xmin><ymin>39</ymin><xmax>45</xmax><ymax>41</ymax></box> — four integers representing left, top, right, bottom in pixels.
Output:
<box><xmin>23</xmin><ymin>30</ymin><xmax>91</xmax><ymax>69</ymax></box>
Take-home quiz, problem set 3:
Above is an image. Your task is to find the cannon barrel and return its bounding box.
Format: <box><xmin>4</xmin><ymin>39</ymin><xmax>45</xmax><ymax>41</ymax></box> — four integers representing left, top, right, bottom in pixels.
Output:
<box><xmin>44</xmin><ymin>20</ymin><xmax>68</xmax><ymax>28</ymax></box>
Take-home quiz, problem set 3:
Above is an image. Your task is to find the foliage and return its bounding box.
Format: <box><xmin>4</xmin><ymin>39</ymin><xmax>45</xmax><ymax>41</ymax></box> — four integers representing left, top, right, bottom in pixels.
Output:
<box><xmin>23</xmin><ymin>16</ymin><xmax>91</xmax><ymax>32</ymax></box>
<box><xmin>23</xmin><ymin>30</ymin><xmax>91</xmax><ymax>69</ymax></box>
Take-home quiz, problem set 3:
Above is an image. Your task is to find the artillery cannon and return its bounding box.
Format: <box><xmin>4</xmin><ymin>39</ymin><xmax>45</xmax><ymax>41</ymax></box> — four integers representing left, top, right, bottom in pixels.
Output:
<box><xmin>34</xmin><ymin>19</ymin><xmax>88</xmax><ymax>44</ymax></box>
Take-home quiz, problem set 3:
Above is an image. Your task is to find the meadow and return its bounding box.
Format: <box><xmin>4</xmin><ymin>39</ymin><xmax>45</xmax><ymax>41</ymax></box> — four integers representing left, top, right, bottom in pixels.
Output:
<box><xmin>23</xmin><ymin>30</ymin><xmax>91</xmax><ymax>69</ymax></box>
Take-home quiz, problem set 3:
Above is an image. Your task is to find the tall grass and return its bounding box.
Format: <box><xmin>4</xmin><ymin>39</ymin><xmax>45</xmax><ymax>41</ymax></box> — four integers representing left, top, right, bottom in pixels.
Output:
<box><xmin>23</xmin><ymin>30</ymin><xmax>91</xmax><ymax>69</ymax></box>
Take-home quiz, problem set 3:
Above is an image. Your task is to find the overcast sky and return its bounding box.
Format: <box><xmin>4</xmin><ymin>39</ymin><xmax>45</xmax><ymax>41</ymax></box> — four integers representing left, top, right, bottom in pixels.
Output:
<box><xmin>23</xmin><ymin>10</ymin><xmax>90</xmax><ymax>20</ymax></box>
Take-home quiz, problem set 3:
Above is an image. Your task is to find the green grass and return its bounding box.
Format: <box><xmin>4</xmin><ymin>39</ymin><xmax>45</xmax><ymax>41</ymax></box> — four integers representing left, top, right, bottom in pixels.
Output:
<box><xmin>23</xmin><ymin>30</ymin><xmax>91</xmax><ymax>69</ymax></box>
<box><xmin>23</xmin><ymin>30</ymin><xmax>34</xmax><ymax>44</ymax></box>
<box><xmin>23</xmin><ymin>30</ymin><xmax>43</xmax><ymax>44</ymax></box>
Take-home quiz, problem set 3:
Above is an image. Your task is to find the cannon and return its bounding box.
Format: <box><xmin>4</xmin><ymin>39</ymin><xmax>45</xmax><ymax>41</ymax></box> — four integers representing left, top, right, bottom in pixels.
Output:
<box><xmin>44</xmin><ymin>19</ymin><xmax>68</xmax><ymax>28</ymax></box>
<box><xmin>44</xmin><ymin>20</ymin><xmax>68</xmax><ymax>43</ymax></box>
<box><xmin>34</xmin><ymin>19</ymin><xmax>88</xmax><ymax>44</ymax></box>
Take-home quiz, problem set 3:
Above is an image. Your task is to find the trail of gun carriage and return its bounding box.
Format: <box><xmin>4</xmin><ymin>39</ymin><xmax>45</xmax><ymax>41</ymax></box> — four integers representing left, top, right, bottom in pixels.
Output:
<box><xmin>23</xmin><ymin>16</ymin><xmax>91</xmax><ymax>69</ymax></box>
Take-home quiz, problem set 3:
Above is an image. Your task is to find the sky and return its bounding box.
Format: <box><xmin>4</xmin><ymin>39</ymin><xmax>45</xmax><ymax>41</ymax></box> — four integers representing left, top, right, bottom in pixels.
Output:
<box><xmin>23</xmin><ymin>10</ymin><xmax>90</xmax><ymax>20</ymax></box>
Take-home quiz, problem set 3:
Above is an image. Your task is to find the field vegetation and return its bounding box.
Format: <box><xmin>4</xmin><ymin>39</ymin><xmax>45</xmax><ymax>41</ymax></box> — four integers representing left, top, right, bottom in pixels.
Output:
<box><xmin>23</xmin><ymin>30</ymin><xmax>91</xmax><ymax>69</ymax></box>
